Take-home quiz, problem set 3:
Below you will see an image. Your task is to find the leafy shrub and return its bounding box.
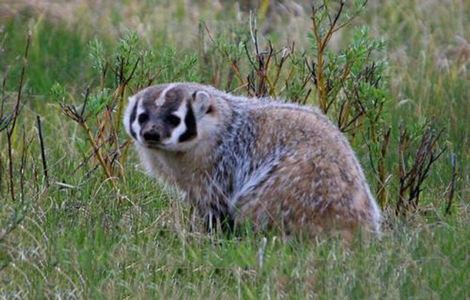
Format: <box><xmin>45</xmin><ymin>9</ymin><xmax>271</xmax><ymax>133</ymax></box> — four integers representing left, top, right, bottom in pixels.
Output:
<box><xmin>51</xmin><ymin>32</ymin><xmax>200</xmax><ymax>189</ymax></box>
<box><xmin>55</xmin><ymin>0</ymin><xmax>447</xmax><ymax>215</ymax></box>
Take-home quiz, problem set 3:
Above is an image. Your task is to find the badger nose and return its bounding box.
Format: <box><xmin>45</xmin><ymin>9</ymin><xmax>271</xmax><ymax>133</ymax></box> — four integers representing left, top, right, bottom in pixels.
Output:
<box><xmin>142</xmin><ymin>129</ymin><xmax>160</xmax><ymax>142</ymax></box>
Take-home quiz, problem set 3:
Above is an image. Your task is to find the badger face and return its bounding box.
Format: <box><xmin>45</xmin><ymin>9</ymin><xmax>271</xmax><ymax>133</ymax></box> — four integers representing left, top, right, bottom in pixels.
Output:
<box><xmin>124</xmin><ymin>84</ymin><xmax>218</xmax><ymax>152</ymax></box>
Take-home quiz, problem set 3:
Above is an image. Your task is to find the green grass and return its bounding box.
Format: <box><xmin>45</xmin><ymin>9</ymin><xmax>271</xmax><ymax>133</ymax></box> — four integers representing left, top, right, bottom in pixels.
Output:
<box><xmin>1</xmin><ymin>0</ymin><xmax>469</xmax><ymax>298</ymax></box>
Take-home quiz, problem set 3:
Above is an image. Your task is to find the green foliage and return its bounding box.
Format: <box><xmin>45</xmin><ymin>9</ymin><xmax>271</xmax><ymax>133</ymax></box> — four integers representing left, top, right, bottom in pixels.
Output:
<box><xmin>197</xmin><ymin>2</ymin><xmax>443</xmax><ymax>214</ymax></box>
<box><xmin>320</xmin><ymin>26</ymin><xmax>389</xmax><ymax>132</ymax></box>
<box><xmin>87</xmin><ymin>88</ymin><xmax>113</xmax><ymax>116</ymax></box>
<box><xmin>50</xmin><ymin>31</ymin><xmax>202</xmax><ymax>185</ymax></box>
<box><xmin>0</xmin><ymin>0</ymin><xmax>468</xmax><ymax>298</ymax></box>
<box><xmin>0</xmin><ymin>18</ymin><xmax>90</xmax><ymax>95</ymax></box>
<box><xmin>155</xmin><ymin>47</ymin><xmax>199</xmax><ymax>83</ymax></box>
<box><xmin>50</xmin><ymin>82</ymin><xmax>68</xmax><ymax>103</ymax></box>
<box><xmin>88</xmin><ymin>38</ymin><xmax>107</xmax><ymax>75</ymax></box>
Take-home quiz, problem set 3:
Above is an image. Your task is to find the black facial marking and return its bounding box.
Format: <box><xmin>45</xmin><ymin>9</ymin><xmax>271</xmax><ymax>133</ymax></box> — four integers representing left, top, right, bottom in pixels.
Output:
<box><xmin>178</xmin><ymin>102</ymin><xmax>197</xmax><ymax>143</ymax></box>
<box><xmin>206</xmin><ymin>105</ymin><xmax>214</xmax><ymax>114</ymax></box>
<box><xmin>138</xmin><ymin>112</ymin><xmax>149</xmax><ymax>124</ymax></box>
<box><xmin>166</xmin><ymin>115</ymin><xmax>181</xmax><ymax>127</ymax></box>
<box><xmin>129</xmin><ymin>99</ymin><xmax>138</xmax><ymax>139</ymax></box>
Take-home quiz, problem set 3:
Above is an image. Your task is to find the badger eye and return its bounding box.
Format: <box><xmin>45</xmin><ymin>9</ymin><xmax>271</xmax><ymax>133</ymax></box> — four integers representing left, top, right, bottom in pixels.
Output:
<box><xmin>138</xmin><ymin>113</ymin><xmax>149</xmax><ymax>124</ymax></box>
<box><xmin>166</xmin><ymin>115</ymin><xmax>181</xmax><ymax>127</ymax></box>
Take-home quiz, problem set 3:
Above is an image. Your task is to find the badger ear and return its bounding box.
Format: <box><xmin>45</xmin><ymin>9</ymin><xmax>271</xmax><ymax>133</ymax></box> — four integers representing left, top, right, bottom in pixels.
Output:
<box><xmin>191</xmin><ymin>90</ymin><xmax>212</xmax><ymax>117</ymax></box>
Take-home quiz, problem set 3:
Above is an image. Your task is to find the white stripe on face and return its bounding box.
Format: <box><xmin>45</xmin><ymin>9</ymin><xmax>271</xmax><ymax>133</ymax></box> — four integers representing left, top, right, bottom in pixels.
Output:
<box><xmin>124</xmin><ymin>95</ymin><xmax>137</xmax><ymax>137</ymax></box>
<box><xmin>131</xmin><ymin>98</ymin><xmax>146</xmax><ymax>144</ymax></box>
<box><xmin>163</xmin><ymin>100</ymin><xmax>187</xmax><ymax>146</ymax></box>
<box><xmin>157</xmin><ymin>84</ymin><xmax>175</xmax><ymax>106</ymax></box>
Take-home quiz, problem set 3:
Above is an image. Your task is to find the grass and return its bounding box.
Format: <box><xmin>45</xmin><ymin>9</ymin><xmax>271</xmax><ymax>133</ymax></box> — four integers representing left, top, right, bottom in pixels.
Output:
<box><xmin>1</xmin><ymin>0</ymin><xmax>469</xmax><ymax>298</ymax></box>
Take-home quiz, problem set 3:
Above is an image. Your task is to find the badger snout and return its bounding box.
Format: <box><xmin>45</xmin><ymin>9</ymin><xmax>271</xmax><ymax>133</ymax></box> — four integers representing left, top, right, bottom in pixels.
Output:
<box><xmin>141</xmin><ymin>126</ymin><xmax>161</xmax><ymax>143</ymax></box>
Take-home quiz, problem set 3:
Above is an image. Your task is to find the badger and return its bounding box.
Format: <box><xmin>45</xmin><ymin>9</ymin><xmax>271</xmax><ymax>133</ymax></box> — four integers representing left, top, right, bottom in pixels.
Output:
<box><xmin>123</xmin><ymin>82</ymin><xmax>381</xmax><ymax>240</ymax></box>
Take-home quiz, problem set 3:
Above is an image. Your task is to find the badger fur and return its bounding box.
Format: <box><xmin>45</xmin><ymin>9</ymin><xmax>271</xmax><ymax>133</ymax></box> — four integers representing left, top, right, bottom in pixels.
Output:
<box><xmin>123</xmin><ymin>82</ymin><xmax>381</xmax><ymax>240</ymax></box>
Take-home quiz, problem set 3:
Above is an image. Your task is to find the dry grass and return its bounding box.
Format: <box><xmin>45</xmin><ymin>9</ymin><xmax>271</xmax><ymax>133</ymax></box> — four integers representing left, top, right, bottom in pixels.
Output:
<box><xmin>0</xmin><ymin>0</ymin><xmax>469</xmax><ymax>298</ymax></box>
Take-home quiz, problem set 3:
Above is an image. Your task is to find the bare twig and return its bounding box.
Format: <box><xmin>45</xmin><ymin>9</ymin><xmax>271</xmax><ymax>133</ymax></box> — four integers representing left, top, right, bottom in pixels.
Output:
<box><xmin>310</xmin><ymin>0</ymin><xmax>368</xmax><ymax>112</ymax></box>
<box><xmin>7</xmin><ymin>127</ymin><xmax>15</xmax><ymax>201</ymax></box>
<box><xmin>79</xmin><ymin>87</ymin><xmax>90</xmax><ymax>119</ymax></box>
<box><xmin>445</xmin><ymin>153</ymin><xmax>457</xmax><ymax>215</ymax></box>
<box><xmin>5</xmin><ymin>32</ymin><xmax>31</xmax><ymax>202</ymax></box>
<box><xmin>376</xmin><ymin>127</ymin><xmax>391</xmax><ymax>206</ymax></box>
<box><xmin>203</xmin><ymin>22</ymin><xmax>246</xmax><ymax>86</ymax></box>
<box><xmin>36</xmin><ymin>116</ymin><xmax>49</xmax><ymax>188</ymax></box>
<box><xmin>396</xmin><ymin>124</ymin><xmax>446</xmax><ymax>216</ymax></box>
<box><xmin>8</xmin><ymin>32</ymin><xmax>31</xmax><ymax>137</ymax></box>
<box><xmin>114</xmin><ymin>56</ymin><xmax>141</xmax><ymax>136</ymax></box>
<box><xmin>60</xmin><ymin>98</ymin><xmax>117</xmax><ymax>190</ymax></box>
<box><xmin>19</xmin><ymin>129</ymin><xmax>29</xmax><ymax>202</ymax></box>
<box><xmin>82</xmin><ymin>120</ymin><xmax>117</xmax><ymax>189</ymax></box>
<box><xmin>1</xmin><ymin>68</ymin><xmax>8</xmax><ymax>116</ymax></box>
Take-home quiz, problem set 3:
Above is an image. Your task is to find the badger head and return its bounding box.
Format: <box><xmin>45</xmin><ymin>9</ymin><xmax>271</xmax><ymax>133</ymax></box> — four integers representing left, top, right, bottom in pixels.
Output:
<box><xmin>123</xmin><ymin>84</ymin><xmax>221</xmax><ymax>152</ymax></box>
